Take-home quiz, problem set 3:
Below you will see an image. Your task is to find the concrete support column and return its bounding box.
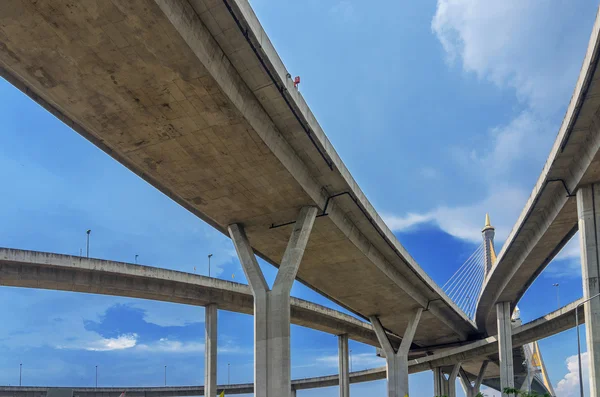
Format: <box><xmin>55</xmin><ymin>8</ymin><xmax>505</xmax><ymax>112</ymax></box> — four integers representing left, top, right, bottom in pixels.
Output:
<box><xmin>433</xmin><ymin>364</ymin><xmax>460</xmax><ymax>397</ymax></box>
<box><xmin>291</xmin><ymin>389</ymin><xmax>297</xmax><ymax>397</ymax></box>
<box><xmin>433</xmin><ymin>367</ymin><xmax>445</xmax><ymax>397</ymax></box>
<box><xmin>338</xmin><ymin>334</ymin><xmax>350</xmax><ymax>397</ymax></box>
<box><xmin>496</xmin><ymin>302</ymin><xmax>514</xmax><ymax>394</ymax></box>
<box><xmin>370</xmin><ymin>309</ymin><xmax>423</xmax><ymax>397</ymax></box>
<box><xmin>204</xmin><ymin>304</ymin><xmax>217</xmax><ymax>397</ymax></box>
<box><xmin>577</xmin><ymin>184</ymin><xmax>600</xmax><ymax>397</ymax></box>
<box><xmin>228</xmin><ymin>206</ymin><xmax>317</xmax><ymax>397</ymax></box>
<box><xmin>459</xmin><ymin>360</ymin><xmax>488</xmax><ymax>397</ymax></box>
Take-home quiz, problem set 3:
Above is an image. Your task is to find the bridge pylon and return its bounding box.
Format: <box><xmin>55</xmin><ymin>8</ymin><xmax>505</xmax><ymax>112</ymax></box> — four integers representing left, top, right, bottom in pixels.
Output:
<box><xmin>482</xmin><ymin>213</ymin><xmax>496</xmax><ymax>279</ymax></box>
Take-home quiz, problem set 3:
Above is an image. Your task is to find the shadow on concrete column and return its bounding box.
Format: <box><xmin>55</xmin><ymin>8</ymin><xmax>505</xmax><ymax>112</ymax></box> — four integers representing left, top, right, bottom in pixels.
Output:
<box><xmin>497</xmin><ymin>302</ymin><xmax>514</xmax><ymax>394</ymax></box>
<box><xmin>577</xmin><ymin>184</ymin><xmax>600</xmax><ymax>397</ymax></box>
<box><xmin>228</xmin><ymin>206</ymin><xmax>317</xmax><ymax>397</ymax></box>
<box><xmin>370</xmin><ymin>309</ymin><xmax>422</xmax><ymax>397</ymax></box>
<box><xmin>338</xmin><ymin>334</ymin><xmax>350</xmax><ymax>397</ymax></box>
<box><xmin>205</xmin><ymin>304</ymin><xmax>217</xmax><ymax>397</ymax></box>
<box><xmin>433</xmin><ymin>364</ymin><xmax>460</xmax><ymax>397</ymax></box>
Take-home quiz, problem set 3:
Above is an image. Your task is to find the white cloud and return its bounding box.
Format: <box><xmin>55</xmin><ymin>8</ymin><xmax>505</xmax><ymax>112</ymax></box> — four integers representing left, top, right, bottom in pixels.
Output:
<box><xmin>56</xmin><ymin>333</ymin><xmax>138</xmax><ymax>351</ymax></box>
<box><xmin>556</xmin><ymin>233</ymin><xmax>581</xmax><ymax>261</ymax></box>
<box><xmin>136</xmin><ymin>338</ymin><xmax>204</xmax><ymax>353</ymax></box>
<box><xmin>544</xmin><ymin>232</ymin><xmax>583</xmax><ymax>278</ymax></box>
<box><xmin>383</xmin><ymin>185</ymin><xmax>526</xmax><ymax>244</ymax></box>
<box><xmin>382</xmin><ymin>0</ymin><xmax>592</xmax><ymax>246</ymax></box>
<box><xmin>84</xmin><ymin>334</ymin><xmax>138</xmax><ymax>351</ymax></box>
<box><xmin>555</xmin><ymin>351</ymin><xmax>589</xmax><ymax>397</ymax></box>
<box><xmin>431</xmin><ymin>0</ymin><xmax>584</xmax><ymax>113</ymax></box>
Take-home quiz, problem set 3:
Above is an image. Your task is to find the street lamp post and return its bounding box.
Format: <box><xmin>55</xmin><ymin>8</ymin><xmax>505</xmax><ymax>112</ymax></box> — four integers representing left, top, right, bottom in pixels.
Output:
<box><xmin>208</xmin><ymin>254</ymin><xmax>213</xmax><ymax>277</ymax></box>
<box><xmin>135</xmin><ymin>254</ymin><xmax>138</xmax><ymax>264</ymax></box>
<box><xmin>164</xmin><ymin>365</ymin><xmax>167</xmax><ymax>386</ymax></box>
<box><xmin>86</xmin><ymin>230</ymin><xmax>91</xmax><ymax>258</ymax></box>
<box><xmin>95</xmin><ymin>365</ymin><xmax>98</xmax><ymax>388</ymax></box>
<box><xmin>19</xmin><ymin>363</ymin><xmax>22</xmax><ymax>386</ymax></box>
<box><xmin>576</xmin><ymin>292</ymin><xmax>600</xmax><ymax>397</ymax></box>
<box><xmin>553</xmin><ymin>283</ymin><xmax>560</xmax><ymax>308</ymax></box>
<box><xmin>228</xmin><ymin>363</ymin><xmax>230</xmax><ymax>384</ymax></box>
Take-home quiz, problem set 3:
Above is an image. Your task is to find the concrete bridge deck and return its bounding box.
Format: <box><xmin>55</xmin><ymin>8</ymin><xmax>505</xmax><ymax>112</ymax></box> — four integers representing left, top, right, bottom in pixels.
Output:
<box><xmin>0</xmin><ymin>248</ymin><xmax>584</xmax><ymax>387</ymax></box>
<box><xmin>0</xmin><ymin>0</ymin><xmax>475</xmax><ymax>347</ymax></box>
<box><xmin>0</xmin><ymin>300</ymin><xmax>580</xmax><ymax>396</ymax></box>
<box><xmin>476</xmin><ymin>7</ymin><xmax>600</xmax><ymax>334</ymax></box>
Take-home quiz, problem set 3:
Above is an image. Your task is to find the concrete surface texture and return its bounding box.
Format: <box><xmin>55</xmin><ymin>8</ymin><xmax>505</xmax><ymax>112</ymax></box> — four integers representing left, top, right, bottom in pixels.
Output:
<box><xmin>433</xmin><ymin>364</ymin><xmax>460</xmax><ymax>397</ymax></box>
<box><xmin>0</xmin><ymin>0</ymin><xmax>474</xmax><ymax>349</ymax></box>
<box><xmin>229</xmin><ymin>206</ymin><xmax>317</xmax><ymax>397</ymax></box>
<box><xmin>477</xmin><ymin>7</ymin><xmax>600</xmax><ymax>335</ymax></box>
<box><xmin>204</xmin><ymin>304</ymin><xmax>217</xmax><ymax>397</ymax></box>
<box><xmin>371</xmin><ymin>309</ymin><xmax>422</xmax><ymax>397</ymax></box>
<box><xmin>577</xmin><ymin>184</ymin><xmax>600</xmax><ymax>397</ymax></box>
<box><xmin>496</xmin><ymin>302</ymin><xmax>515</xmax><ymax>392</ymax></box>
<box><xmin>337</xmin><ymin>334</ymin><xmax>350</xmax><ymax>397</ymax></box>
<box><xmin>459</xmin><ymin>361</ymin><xmax>488</xmax><ymax>397</ymax></box>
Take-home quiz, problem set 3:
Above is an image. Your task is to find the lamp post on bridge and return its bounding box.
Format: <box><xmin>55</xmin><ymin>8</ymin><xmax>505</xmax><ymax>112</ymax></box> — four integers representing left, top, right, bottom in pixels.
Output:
<box><xmin>553</xmin><ymin>283</ymin><xmax>560</xmax><ymax>309</ymax></box>
<box><xmin>86</xmin><ymin>229</ymin><xmax>91</xmax><ymax>258</ymax></box>
<box><xmin>19</xmin><ymin>363</ymin><xmax>22</xmax><ymax>386</ymax></box>
<box><xmin>208</xmin><ymin>254</ymin><xmax>213</xmax><ymax>277</ymax></box>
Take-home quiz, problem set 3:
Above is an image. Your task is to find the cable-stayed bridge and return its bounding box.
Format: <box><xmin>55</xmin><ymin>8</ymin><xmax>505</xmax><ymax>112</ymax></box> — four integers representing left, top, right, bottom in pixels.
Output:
<box><xmin>441</xmin><ymin>215</ymin><xmax>555</xmax><ymax>396</ymax></box>
<box><xmin>1</xmin><ymin>0</ymin><xmax>599</xmax><ymax>395</ymax></box>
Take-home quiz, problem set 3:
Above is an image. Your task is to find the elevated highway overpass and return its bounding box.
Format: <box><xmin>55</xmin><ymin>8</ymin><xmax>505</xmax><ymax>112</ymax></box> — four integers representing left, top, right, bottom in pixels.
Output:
<box><xmin>476</xmin><ymin>6</ymin><xmax>600</xmax><ymax>334</ymax></box>
<box><xmin>0</xmin><ymin>0</ymin><xmax>474</xmax><ymax>348</ymax></box>
<box><xmin>0</xmin><ymin>0</ymin><xmax>587</xmax><ymax>395</ymax></box>
<box><xmin>0</xmin><ymin>248</ymin><xmax>581</xmax><ymax>393</ymax></box>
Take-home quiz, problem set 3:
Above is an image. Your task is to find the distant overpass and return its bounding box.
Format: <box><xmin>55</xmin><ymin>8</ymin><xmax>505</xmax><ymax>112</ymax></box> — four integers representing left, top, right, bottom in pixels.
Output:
<box><xmin>0</xmin><ymin>300</ymin><xmax>583</xmax><ymax>396</ymax></box>
<box><xmin>0</xmin><ymin>248</ymin><xmax>585</xmax><ymax>384</ymax></box>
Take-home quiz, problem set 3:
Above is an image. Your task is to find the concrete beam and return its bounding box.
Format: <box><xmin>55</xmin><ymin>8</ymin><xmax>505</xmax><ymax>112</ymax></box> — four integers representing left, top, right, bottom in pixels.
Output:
<box><xmin>577</xmin><ymin>184</ymin><xmax>600</xmax><ymax>397</ymax></box>
<box><xmin>497</xmin><ymin>302</ymin><xmax>515</xmax><ymax>393</ymax></box>
<box><xmin>338</xmin><ymin>334</ymin><xmax>350</xmax><ymax>397</ymax></box>
<box><xmin>371</xmin><ymin>309</ymin><xmax>422</xmax><ymax>397</ymax></box>
<box><xmin>154</xmin><ymin>0</ymin><xmax>474</xmax><ymax>342</ymax></box>
<box><xmin>204</xmin><ymin>304</ymin><xmax>217</xmax><ymax>397</ymax></box>
<box><xmin>0</xmin><ymin>366</ymin><xmax>389</xmax><ymax>397</ymax></box>
<box><xmin>0</xmin><ymin>248</ymin><xmax>398</xmax><ymax>350</ymax></box>
<box><xmin>228</xmin><ymin>207</ymin><xmax>317</xmax><ymax>397</ymax></box>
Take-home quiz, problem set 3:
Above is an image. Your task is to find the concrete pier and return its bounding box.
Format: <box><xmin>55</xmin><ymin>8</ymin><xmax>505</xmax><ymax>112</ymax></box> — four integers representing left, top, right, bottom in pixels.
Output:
<box><xmin>229</xmin><ymin>207</ymin><xmax>317</xmax><ymax>397</ymax></box>
<box><xmin>204</xmin><ymin>304</ymin><xmax>217</xmax><ymax>397</ymax></box>
<box><xmin>577</xmin><ymin>184</ymin><xmax>600</xmax><ymax>397</ymax></box>
<box><xmin>497</xmin><ymin>302</ymin><xmax>514</xmax><ymax>393</ymax></box>
<box><xmin>459</xmin><ymin>361</ymin><xmax>488</xmax><ymax>397</ymax></box>
<box><xmin>433</xmin><ymin>364</ymin><xmax>460</xmax><ymax>397</ymax></box>
<box><xmin>338</xmin><ymin>334</ymin><xmax>350</xmax><ymax>397</ymax></box>
<box><xmin>371</xmin><ymin>309</ymin><xmax>422</xmax><ymax>397</ymax></box>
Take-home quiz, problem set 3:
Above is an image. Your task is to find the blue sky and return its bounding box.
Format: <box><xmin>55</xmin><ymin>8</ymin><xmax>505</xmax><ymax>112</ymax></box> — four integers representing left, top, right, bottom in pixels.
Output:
<box><xmin>0</xmin><ymin>0</ymin><xmax>598</xmax><ymax>396</ymax></box>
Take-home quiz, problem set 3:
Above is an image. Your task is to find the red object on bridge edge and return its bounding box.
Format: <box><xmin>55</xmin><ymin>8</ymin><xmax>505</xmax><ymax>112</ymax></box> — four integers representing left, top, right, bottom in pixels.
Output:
<box><xmin>293</xmin><ymin>76</ymin><xmax>300</xmax><ymax>88</ymax></box>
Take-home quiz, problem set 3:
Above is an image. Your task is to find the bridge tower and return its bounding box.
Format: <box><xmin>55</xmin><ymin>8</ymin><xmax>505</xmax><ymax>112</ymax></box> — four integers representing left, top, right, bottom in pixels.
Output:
<box><xmin>482</xmin><ymin>213</ymin><xmax>496</xmax><ymax>278</ymax></box>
